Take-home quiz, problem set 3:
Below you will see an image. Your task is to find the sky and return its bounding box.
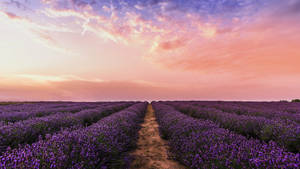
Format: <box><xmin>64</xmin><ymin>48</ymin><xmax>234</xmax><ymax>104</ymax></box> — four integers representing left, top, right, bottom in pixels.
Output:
<box><xmin>0</xmin><ymin>0</ymin><xmax>299</xmax><ymax>101</ymax></box>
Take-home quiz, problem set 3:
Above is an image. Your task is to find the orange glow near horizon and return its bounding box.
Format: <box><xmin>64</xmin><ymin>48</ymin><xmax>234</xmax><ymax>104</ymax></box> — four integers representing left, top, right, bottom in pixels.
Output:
<box><xmin>0</xmin><ymin>0</ymin><xmax>300</xmax><ymax>101</ymax></box>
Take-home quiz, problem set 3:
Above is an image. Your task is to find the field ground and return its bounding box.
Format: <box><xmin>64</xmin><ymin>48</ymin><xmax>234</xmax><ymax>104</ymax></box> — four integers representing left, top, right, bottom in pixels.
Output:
<box><xmin>0</xmin><ymin>101</ymin><xmax>299</xmax><ymax>168</ymax></box>
<box><xmin>130</xmin><ymin>104</ymin><xmax>186</xmax><ymax>169</ymax></box>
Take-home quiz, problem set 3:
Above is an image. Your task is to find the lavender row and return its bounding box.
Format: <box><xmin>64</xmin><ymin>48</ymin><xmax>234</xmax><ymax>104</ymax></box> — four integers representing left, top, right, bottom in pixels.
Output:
<box><xmin>0</xmin><ymin>102</ymin><xmax>133</xmax><ymax>153</ymax></box>
<box><xmin>0</xmin><ymin>102</ymin><xmax>86</xmax><ymax>113</ymax></box>
<box><xmin>152</xmin><ymin>102</ymin><xmax>299</xmax><ymax>169</ymax></box>
<box><xmin>188</xmin><ymin>101</ymin><xmax>300</xmax><ymax>114</ymax></box>
<box><xmin>0</xmin><ymin>102</ymin><xmax>61</xmax><ymax>113</ymax></box>
<box><xmin>166</xmin><ymin>102</ymin><xmax>300</xmax><ymax>153</ymax></box>
<box><xmin>0</xmin><ymin>103</ymin><xmax>103</xmax><ymax>123</ymax></box>
<box><xmin>0</xmin><ymin>102</ymin><xmax>147</xmax><ymax>169</ymax></box>
<box><xmin>190</xmin><ymin>101</ymin><xmax>300</xmax><ymax>123</ymax></box>
<box><xmin>229</xmin><ymin>101</ymin><xmax>300</xmax><ymax>114</ymax></box>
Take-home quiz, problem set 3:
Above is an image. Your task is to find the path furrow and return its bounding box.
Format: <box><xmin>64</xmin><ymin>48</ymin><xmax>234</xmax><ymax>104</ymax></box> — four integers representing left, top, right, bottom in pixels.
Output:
<box><xmin>131</xmin><ymin>104</ymin><xmax>186</xmax><ymax>169</ymax></box>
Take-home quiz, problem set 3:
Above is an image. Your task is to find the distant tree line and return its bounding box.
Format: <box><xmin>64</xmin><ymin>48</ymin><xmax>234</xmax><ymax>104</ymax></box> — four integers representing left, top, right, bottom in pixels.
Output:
<box><xmin>279</xmin><ymin>99</ymin><xmax>300</xmax><ymax>102</ymax></box>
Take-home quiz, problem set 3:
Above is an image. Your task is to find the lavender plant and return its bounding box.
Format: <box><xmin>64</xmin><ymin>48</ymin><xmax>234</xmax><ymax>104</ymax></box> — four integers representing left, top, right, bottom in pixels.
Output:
<box><xmin>0</xmin><ymin>102</ymin><xmax>147</xmax><ymax>169</ymax></box>
<box><xmin>0</xmin><ymin>102</ymin><xmax>133</xmax><ymax>154</ymax></box>
<box><xmin>152</xmin><ymin>102</ymin><xmax>299</xmax><ymax>169</ymax></box>
<box><xmin>166</xmin><ymin>101</ymin><xmax>300</xmax><ymax>153</ymax></box>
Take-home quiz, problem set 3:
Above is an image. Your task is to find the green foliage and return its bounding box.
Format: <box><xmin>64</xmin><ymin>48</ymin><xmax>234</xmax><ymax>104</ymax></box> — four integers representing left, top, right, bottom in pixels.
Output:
<box><xmin>279</xmin><ymin>100</ymin><xmax>288</xmax><ymax>102</ymax></box>
<box><xmin>291</xmin><ymin>99</ymin><xmax>300</xmax><ymax>102</ymax></box>
<box><xmin>0</xmin><ymin>102</ymin><xmax>19</xmax><ymax>105</ymax></box>
<box><xmin>260</xmin><ymin>125</ymin><xmax>275</xmax><ymax>142</ymax></box>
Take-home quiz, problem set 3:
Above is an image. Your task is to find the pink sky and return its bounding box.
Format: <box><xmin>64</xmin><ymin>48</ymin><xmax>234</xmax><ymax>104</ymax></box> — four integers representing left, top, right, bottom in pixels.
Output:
<box><xmin>0</xmin><ymin>0</ymin><xmax>300</xmax><ymax>101</ymax></box>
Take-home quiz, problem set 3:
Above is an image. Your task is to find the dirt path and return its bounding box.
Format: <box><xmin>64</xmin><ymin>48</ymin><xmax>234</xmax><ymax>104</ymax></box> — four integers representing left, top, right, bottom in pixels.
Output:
<box><xmin>130</xmin><ymin>104</ymin><xmax>186</xmax><ymax>169</ymax></box>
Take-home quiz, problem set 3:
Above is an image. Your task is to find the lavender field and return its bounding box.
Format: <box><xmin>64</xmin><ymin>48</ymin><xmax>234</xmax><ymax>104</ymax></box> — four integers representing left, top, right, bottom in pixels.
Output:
<box><xmin>2</xmin><ymin>0</ymin><xmax>300</xmax><ymax>168</ymax></box>
<box><xmin>153</xmin><ymin>101</ymin><xmax>300</xmax><ymax>169</ymax></box>
<box><xmin>0</xmin><ymin>101</ymin><xmax>299</xmax><ymax>168</ymax></box>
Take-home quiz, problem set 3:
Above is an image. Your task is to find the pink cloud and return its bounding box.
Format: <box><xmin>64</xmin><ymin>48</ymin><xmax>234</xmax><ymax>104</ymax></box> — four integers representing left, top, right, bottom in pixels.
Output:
<box><xmin>146</xmin><ymin>9</ymin><xmax>300</xmax><ymax>79</ymax></box>
<box><xmin>0</xmin><ymin>10</ymin><xmax>76</xmax><ymax>55</ymax></box>
<box><xmin>36</xmin><ymin>5</ymin><xmax>300</xmax><ymax>81</ymax></box>
<box><xmin>0</xmin><ymin>76</ymin><xmax>177</xmax><ymax>101</ymax></box>
<box><xmin>158</xmin><ymin>38</ymin><xmax>187</xmax><ymax>50</ymax></box>
<box><xmin>1</xmin><ymin>1</ymin><xmax>299</xmax><ymax>101</ymax></box>
<box><xmin>2</xmin><ymin>11</ymin><xmax>22</xmax><ymax>19</ymax></box>
<box><xmin>1</xmin><ymin>75</ymin><xmax>300</xmax><ymax>101</ymax></box>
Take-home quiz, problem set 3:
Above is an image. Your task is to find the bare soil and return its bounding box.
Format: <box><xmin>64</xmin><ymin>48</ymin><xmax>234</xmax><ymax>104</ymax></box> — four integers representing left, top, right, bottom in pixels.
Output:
<box><xmin>130</xmin><ymin>104</ymin><xmax>186</xmax><ymax>169</ymax></box>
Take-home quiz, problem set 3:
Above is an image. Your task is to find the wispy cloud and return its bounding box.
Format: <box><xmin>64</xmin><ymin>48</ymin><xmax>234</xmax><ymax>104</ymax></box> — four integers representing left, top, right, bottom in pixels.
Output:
<box><xmin>0</xmin><ymin>74</ymin><xmax>178</xmax><ymax>101</ymax></box>
<box><xmin>35</xmin><ymin>0</ymin><xmax>300</xmax><ymax>78</ymax></box>
<box><xmin>0</xmin><ymin>10</ymin><xmax>74</xmax><ymax>33</ymax></box>
<box><xmin>0</xmin><ymin>10</ymin><xmax>77</xmax><ymax>55</ymax></box>
<box><xmin>0</xmin><ymin>11</ymin><xmax>22</xmax><ymax>19</ymax></box>
<box><xmin>1</xmin><ymin>0</ymin><xmax>300</xmax><ymax>101</ymax></box>
<box><xmin>145</xmin><ymin>3</ymin><xmax>300</xmax><ymax>78</ymax></box>
<box><xmin>1</xmin><ymin>74</ymin><xmax>300</xmax><ymax>101</ymax></box>
<box><xmin>13</xmin><ymin>74</ymin><xmax>104</xmax><ymax>83</ymax></box>
<box><xmin>32</xmin><ymin>30</ymin><xmax>79</xmax><ymax>55</ymax></box>
<box><xmin>1</xmin><ymin>0</ymin><xmax>31</xmax><ymax>11</ymax></box>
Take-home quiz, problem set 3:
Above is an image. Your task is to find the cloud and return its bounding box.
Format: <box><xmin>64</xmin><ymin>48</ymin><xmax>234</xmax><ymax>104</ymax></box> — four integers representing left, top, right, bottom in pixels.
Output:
<box><xmin>32</xmin><ymin>30</ymin><xmax>79</xmax><ymax>55</ymax></box>
<box><xmin>1</xmin><ymin>0</ymin><xmax>31</xmax><ymax>10</ymax></box>
<box><xmin>134</xmin><ymin>4</ymin><xmax>144</xmax><ymax>10</ymax></box>
<box><xmin>274</xmin><ymin>0</ymin><xmax>300</xmax><ymax>16</ymax></box>
<box><xmin>0</xmin><ymin>75</ymin><xmax>178</xmax><ymax>101</ymax></box>
<box><xmin>1</xmin><ymin>74</ymin><xmax>300</xmax><ymax>101</ymax></box>
<box><xmin>41</xmin><ymin>7</ymin><xmax>123</xmax><ymax>42</ymax></box>
<box><xmin>42</xmin><ymin>0</ymin><xmax>96</xmax><ymax>9</ymax></box>
<box><xmin>157</xmin><ymin>38</ymin><xmax>187</xmax><ymax>50</ymax></box>
<box><xmin>1</xmin><ymin>0</ymin><xmax>300</xmax><ymax>102</ymax></box>
<box><xmin>14</xmin><ymin>74</ymin><xmax>103</xmax><ymax>83</ymax></box>
<box><xmin>0</xmin><ymin>11</ymin><xmax>22</xmax><ymax>20</ymax></box>
<box><xmin>37</xmin><ymin>0</ymin><xmax>300</xmax><ymax>79</ymax></box>
<box><xmin>40</xmin><ymin>6</ymin><xmax>165</xmax><ymax>44</ymax></box>
<box><xmin>0</xmin><ymin>11</ymin><xmax>22</xmax><ymax>19</ymax></box>
<box><xmin>0</xmin><ymin>10</ymin><xmax>77</xmax><ymax>55</ymax></box>
<box><xmin>0</xmin><ymin>10</ymin><xmax>74</xmax><ymax>33</ymax></box>
<box><xmin>144</xmin><ymin>3</ymin><xmax>300</xmax><ymax>78</ymax></box>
